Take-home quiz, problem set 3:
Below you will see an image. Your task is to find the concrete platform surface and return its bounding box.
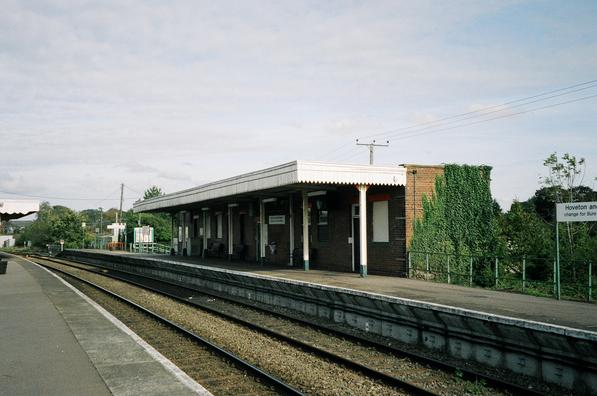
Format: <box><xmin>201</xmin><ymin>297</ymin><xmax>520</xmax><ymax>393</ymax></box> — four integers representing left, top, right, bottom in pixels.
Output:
<box><xmin>0</xmin><ymin>254</ymin><xmax>210</xmax><ymax>396</ymax></box>
<box><xmin>112</xmin><ymin>251</ymin><xmax>597</xmax><ymax>332</ymax></box>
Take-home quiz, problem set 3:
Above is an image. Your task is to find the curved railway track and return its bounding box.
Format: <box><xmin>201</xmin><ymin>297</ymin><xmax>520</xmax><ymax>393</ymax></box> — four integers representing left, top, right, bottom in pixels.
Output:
<box><xmin>32</xmin><ymin>256</ymin><xmax>302</xmax><ymax>395</ymax></box>
<box><xmin>30</xmin><ymin>255</ymin><xmax>548</xmax><ymax>395</ymax></box>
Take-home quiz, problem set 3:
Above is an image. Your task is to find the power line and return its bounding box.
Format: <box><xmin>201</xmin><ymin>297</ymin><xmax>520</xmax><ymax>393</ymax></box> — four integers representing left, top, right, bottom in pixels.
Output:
<box><xmin>123</xmin><ymin>184</ymin><xmax>143</xmax><ymax>194</ymax></box>
<box><xmin>0</xmin><ymin>189</ymin><xmax>138</xmax><ymax>201</ymax></box>
<box><xmin>363</xmin><ymin>79</ymin><xmax>597</xmax><ymax>140</ymax></box>
<box><xmin>387</xmin><ymin>92</ymin><xmax>597</xmax><ymax>141</ymax></box>
<box><xmin>370</xmin><ymin>83</ymin><xmax>597</xmax><ymax>141</ymax></box>
<box><xmin>338</xmin><ymin>93</ymin><xmax>597</xmax><ymax>163</ymax></box>
<box><xmin>321</xmin><ymin>79</ymin><xmax>597</xmax><ymax>162</ymax></box>
<box><xmin>355</xmin><ymin>139</ymin><xmax>389</xmax><ymax>165</ymax></box>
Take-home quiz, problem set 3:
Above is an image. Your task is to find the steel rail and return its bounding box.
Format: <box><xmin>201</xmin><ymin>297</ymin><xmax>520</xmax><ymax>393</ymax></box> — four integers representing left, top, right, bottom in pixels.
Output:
<box><xmin>32</xmin><ymin>258</ymin><xmax>305</xmax><ymax>396</ymax></box>
<box><xmin>34</xmin><ymin>255</ymin><xmax>439</xmax><ymax>396</ymax></box>
<box><xmin>35</xmin><ymin>255</ymin><xmax>544</xmax><ymax>396</ymax></box>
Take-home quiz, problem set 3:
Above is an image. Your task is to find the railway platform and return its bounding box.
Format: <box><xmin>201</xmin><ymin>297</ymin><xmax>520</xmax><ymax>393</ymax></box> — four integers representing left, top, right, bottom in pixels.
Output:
<box><xmin>57</xmin><ymin>250</ymin><xmax>597</xmax><ymax>392</ymax></box>
<box><xmin>0</xmin><ymin>253</ymin><xmax>209</xmax><ymax>396</ymax></box>
<box><xmin>102</xmin><ymin>250</ymin><xmax>596</xmax><ymax>331</ymax></box>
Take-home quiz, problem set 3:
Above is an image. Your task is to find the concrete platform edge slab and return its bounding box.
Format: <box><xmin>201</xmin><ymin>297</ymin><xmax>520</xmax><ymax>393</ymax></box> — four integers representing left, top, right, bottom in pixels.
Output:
<box><xmin>18</xmin><ymin>255</ymin><xmax>212</xmax><ymax>396</ymax></box>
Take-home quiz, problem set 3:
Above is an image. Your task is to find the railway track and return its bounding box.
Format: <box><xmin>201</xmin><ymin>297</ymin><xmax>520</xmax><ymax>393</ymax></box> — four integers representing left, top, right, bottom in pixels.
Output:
<box><xmin>30</xmin><ymin>255</ymin><xmax>547</xmax><ymax>395</ymax></box>
<box><xmin>32</xmin><ymin>256</ymin><xmax>301</xmax><ymax>395</ymax></box>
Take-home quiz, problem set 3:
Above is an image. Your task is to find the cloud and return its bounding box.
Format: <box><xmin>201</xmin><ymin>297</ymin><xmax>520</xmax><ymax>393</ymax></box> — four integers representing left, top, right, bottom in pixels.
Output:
<box><xmin>0</xmin><ymin>0</ymin><xmax>595</xmax><ymax>210</ymax></box>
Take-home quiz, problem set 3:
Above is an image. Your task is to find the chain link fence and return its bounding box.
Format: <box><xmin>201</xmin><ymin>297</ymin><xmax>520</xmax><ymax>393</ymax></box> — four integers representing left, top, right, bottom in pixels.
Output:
<box><xmin>408</xmin><ymin>250</ymin><xmax>594</xmax><ymax>302</ymax></box>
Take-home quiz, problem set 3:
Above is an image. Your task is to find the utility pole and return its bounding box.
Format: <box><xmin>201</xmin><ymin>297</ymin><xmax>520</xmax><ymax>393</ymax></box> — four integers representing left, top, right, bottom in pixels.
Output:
<box><xmin>356</xmin><ymin>139</ymin><xmax>389</xmax><ymax>165</ymax></box>
<box><xmin>99</xmin><ymin>207</ymin><xmax>103</xmax><ymax>249</ymax></box>
<box><xmin>118</xmin><ymin>183</ymin><xmax>124</xmax><ymax>224</ymax></box>
<box><xmin>118</xmin><ymin>183</ymin><xmax>124</xmax><ymax>243</ymax></box>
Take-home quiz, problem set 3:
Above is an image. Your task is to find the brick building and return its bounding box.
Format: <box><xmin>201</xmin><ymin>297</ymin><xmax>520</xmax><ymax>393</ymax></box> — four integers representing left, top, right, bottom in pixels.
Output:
<box><xmin>133</xmin><ymin>161</ymin><xmax>444</xmax><ymax>276</ymax></box>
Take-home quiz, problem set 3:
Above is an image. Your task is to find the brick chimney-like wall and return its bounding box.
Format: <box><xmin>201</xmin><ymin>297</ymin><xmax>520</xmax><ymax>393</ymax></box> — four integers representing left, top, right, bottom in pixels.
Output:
<box><xmin>403</xmin><ymin>164</ymin><xmax>445</xmax><ymax>249</ymax></box>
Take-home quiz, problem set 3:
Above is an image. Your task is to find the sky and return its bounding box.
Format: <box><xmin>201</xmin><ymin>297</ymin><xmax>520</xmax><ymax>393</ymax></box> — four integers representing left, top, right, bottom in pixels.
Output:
<box><xmin>1</xmin><ymin>0</ymin><xmax>596</xmax><ymax>212</ymax></box>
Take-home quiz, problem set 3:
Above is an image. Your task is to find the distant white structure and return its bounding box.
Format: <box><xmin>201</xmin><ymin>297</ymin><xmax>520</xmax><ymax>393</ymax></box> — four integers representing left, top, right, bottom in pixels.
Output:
<box><xmin>0</xmin><ymin>235</ymin><xmax>15</xmax><ymax>248</ymax></box>
<box><xmin>107</xmin><ymin>223</ymin><xmax>126</xmax><ymax>243</ymax></box>
<box><xmin>134</xmin><ymin>226</ymin><xmax>154</xmax><ymax>243</ymax></box>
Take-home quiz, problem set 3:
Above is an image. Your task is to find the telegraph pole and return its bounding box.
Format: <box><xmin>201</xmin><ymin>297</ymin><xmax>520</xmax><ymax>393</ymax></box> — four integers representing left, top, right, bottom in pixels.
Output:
<box><xmin>356</xmin><ymin>139</ymin><xmax>390</xmax><ymax>165</ymax></box>
<box><xmin>117</xmin><ymin>183</ymin><xmax>124</xmax><ymax>243</ymax></box>
<box><xmin>118</xmin><ymin>183</ymin><xmax>124</xmax><ymax>224</ymax></box>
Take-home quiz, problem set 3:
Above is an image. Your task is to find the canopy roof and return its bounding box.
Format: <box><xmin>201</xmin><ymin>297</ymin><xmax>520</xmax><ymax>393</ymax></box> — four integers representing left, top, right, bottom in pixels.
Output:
<box><xmin>134</xmin><ymin>160</ymin><xmax>407</xmax><ymax>213</ymax></box>
<box><xmin>0</xmin><ymin>200</ymin><xmax>40</xmax><ymax>220</ymax></box>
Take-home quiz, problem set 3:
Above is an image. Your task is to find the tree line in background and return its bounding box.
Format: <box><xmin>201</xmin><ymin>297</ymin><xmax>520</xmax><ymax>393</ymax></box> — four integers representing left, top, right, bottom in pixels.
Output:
<box><xmin>12</xmin><ymin>186</ymin><xmax>171</xmax><ymax>249</ymax></box>
<box><xmin>5</xmin><ymin>155</ymin><xmax>596</xmax><ymax>294</ymax></box>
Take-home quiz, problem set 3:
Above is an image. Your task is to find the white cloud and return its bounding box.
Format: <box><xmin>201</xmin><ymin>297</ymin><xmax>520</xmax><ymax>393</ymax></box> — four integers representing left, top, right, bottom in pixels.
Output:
<box><xmin>0</xmin><ymin>0</ymin><xmax>595</xmax><ymax>210</ymax></box>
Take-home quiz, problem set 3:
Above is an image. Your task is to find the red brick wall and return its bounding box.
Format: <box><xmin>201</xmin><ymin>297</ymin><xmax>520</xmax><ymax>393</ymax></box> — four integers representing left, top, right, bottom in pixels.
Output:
<box><xmin>403</xmin><ymin>165</ymin><xmax>445</xmax><ymax>249</ymax></box>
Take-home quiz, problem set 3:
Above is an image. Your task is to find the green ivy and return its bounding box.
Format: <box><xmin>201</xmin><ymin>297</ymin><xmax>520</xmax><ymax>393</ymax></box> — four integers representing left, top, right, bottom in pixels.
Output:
<box><xmin>410</xmin><ymin>164</ymin><xmax>501</xmax><ymax>286</ymax></box>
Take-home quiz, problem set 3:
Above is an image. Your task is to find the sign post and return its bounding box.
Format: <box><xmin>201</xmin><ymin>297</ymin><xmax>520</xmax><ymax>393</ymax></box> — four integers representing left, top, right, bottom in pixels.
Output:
<box><xmin>555</xmin><ymin>201</ymin><xmax>597</xmax><ymax>300</ymax></box>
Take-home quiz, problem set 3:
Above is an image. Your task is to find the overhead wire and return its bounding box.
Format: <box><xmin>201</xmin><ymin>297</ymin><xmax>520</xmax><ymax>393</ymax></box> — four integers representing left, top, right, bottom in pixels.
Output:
<box><xmin>363</xmin><ymin>79</ymin><xmax>597</xmax><ymax>140</ymax></box>
<box><xmin>320</xmin><ymin>79</ymin><xmax>597</xmax><ymax>163</ymax></box>
<box><xmin>338</xmin><ymin>93</ymin><xmax>597</xmax><ymax>164</ymax></box>
<box><xmin>385</xmin><ymin>92</ymin><xmax>597</xmax><ymax>141</ymax></box>
<box><xmin>0</xmin><ymin>189</ymin><xmax>138</xmax><ymax>202</ymax></box>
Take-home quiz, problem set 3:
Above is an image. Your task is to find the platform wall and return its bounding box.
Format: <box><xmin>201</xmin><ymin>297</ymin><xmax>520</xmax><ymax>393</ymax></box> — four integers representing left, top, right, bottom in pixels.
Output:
<box><xmin>63</xmin><ymin>250</ymin><xmax>597</xmax><ymax>394</ymax></box>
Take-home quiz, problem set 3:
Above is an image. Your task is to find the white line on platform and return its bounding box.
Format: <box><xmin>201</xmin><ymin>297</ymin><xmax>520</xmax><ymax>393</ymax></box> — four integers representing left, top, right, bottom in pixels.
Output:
<box><xmin>17</xmin><ymin>255</ymin><xmax>213</xmax><ymax>396</ymax></box>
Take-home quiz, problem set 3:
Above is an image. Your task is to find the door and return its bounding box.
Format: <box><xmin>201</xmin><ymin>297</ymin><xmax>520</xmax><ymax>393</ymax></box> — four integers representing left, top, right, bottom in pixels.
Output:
<box><xmin>239</xmin><ymin>214</ymin><xmax>246</xmax><ymax>245</ymax></box>
<box><xmin>351</xmin><ymin>204</ymin><xmax>360</xmax><ymax>272</ymax></box>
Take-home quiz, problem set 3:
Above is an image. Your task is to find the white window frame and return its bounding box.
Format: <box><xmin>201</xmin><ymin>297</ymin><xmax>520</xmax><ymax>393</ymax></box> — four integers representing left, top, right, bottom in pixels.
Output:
<box><xmin>372</xmin><ymin>200</ymin><xmax>389</xmax><ymax>242</ymax></box>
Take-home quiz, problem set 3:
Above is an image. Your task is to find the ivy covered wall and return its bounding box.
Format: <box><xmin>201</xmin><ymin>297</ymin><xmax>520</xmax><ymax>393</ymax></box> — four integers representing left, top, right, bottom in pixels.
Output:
<box><xmin>409</xmin><ymin>164</ymin><xmax>501</xmax><ymax>285</ymax></box>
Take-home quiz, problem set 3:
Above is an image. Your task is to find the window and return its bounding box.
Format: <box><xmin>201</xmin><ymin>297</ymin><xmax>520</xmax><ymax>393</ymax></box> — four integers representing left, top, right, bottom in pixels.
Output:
<box><xmin>372</xmin><ymin>201</ymin><xmax>389</xmax><ymax>242</ymax></box>
<box><xmin>216</xmin><ymin>213</ymin><xmax>223</xmax><ymax>239</ymax></box>
<box><xmin>318</xmin><ymin>210</ymin><xmax>328</xmax><ymax>225</ymax></box>
<box><xmin>316</xmin><ymin>199</ymin><xmax>329</xmax><ymax>242</ymax></box>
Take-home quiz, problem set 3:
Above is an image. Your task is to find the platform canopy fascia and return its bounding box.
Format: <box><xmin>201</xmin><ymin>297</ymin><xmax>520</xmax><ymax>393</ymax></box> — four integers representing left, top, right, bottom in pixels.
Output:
<box><xmin>134</xmin><ymin>160</ymin><xmax>407</xmax><ymax>213</ymax></box>
<box><xmin>0</xmin><ymin>200</ymin><xmax>40</xmax><ymax>220</ymax></box>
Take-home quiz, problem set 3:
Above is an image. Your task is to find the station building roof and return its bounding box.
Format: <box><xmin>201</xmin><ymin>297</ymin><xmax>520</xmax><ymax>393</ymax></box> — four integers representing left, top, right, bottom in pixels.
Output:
<box><xmin>0</xmin><ymin>199</ymin><xmax>40</xmax><ymax>220</ymax></box>
<box><xmin>134</xmin><ymin>160</ymin><xmax>407</xmax><ymax>213</ymax></box>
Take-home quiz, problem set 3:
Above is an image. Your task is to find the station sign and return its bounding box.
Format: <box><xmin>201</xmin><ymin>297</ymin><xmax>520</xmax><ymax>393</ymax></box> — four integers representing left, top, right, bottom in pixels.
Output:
<box><xmin>268</xmin><ymin>215</ymin><xmax>286</xmax><ymax>225</ymax></box>
<box><xmin>556</xmin><ymin>202</ymin><xmax>597</xmax><ymax>222</ymax></box>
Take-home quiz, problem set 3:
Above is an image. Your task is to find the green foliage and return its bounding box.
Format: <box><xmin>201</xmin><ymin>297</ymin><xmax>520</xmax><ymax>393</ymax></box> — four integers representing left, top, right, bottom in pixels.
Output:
<box><xmin>144</xmin><ymin>186</ymin><xmax>164</xmax><ymax>200</ymax></box>
<box><xmin>499</xmin><ymin>201</ymin><xmax>553</xmax><ymax>280</ymax></box>
<box><xmin>16</xmin><ymin>202</ymin><xmax>85</xmax><ymax>248</ymax></box>
<box><xmin>410</xmin><ymin>164</ymin><xmax>502</xmax><ymax>286</ymax></box>
<box><xmin>121</xmin><ymin>210</ymin><xmax>172</xmax><ymax>244</ymax></box>
<box><xmin>541</xmin><ymin>152</ymin><xmax>596</xmax><ymax>284</ymax></box>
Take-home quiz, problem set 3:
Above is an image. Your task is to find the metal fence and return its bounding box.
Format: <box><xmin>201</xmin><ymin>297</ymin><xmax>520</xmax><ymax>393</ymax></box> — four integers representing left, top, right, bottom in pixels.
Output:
<box><xmin>408</xmin><ymin>251</ymin><xmax>594</xmax><ymax>302</ymax></box>
<box><xmin>129</xmin><ymin>242</ymin><xmax>170</xmax><ymax>254</ymax></box>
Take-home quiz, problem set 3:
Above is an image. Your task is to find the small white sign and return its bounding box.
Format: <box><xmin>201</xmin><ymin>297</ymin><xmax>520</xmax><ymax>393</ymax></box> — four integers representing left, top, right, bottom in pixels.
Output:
<box><xmin>268</xmin><ymin>215</ymin><xmax>286</xmax><ymax>225</ymax></box>
<box><xmin>556</xmin><ymin>202</ymin><xmax>597</xmax><ymax>223</ymax></box>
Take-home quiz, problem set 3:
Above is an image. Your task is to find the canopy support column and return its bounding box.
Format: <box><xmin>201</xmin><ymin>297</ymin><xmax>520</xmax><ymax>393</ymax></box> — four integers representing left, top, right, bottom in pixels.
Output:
<box><xmin>259</xmin><ymin>199</ymin><xmax>266</xmax><ymax>265</ymax></box>
<box><xmin>358</xmin><ymin>184</ymin><xmax>369</xmax><ymax>277</ymax></box>
<box><xmin>289</xmin><ymin>193</ymin><xmax>294</xmax><ymax>266</ymax></box>
<box><xmin>302</xmin><ymin>191</ymin><xmax>309</xmax><ymax>271</ymax></box>
<box><xmin>227</xmin><ymin>205</ymin><xmax>233</xmax><ymax>261</ymax></box>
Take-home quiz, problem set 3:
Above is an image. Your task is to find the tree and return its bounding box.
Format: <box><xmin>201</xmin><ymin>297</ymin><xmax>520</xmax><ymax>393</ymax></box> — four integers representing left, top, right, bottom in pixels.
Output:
<box><xmin>122</xmin><ymin>209</ymin><xmax>172</xmax><ymax>244</ymax></box>
<box><xmin>541</xmin><ymin>152</ymin><xmax>588</xmax><ymax>281</ymax></box>
<box><xmin>500</xmin><ymin>201</ymin><xmax>553</xmax><ymax>280</ymax></box>
<box><xmin>16</xmin><ymin>203</ymin><xmax>84</xmax><ymax>249</ymax></box>
<box><xmin>144</xmin><ymin>186</ymin><xmax>164</xmax><ymax>200</ymax></box>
